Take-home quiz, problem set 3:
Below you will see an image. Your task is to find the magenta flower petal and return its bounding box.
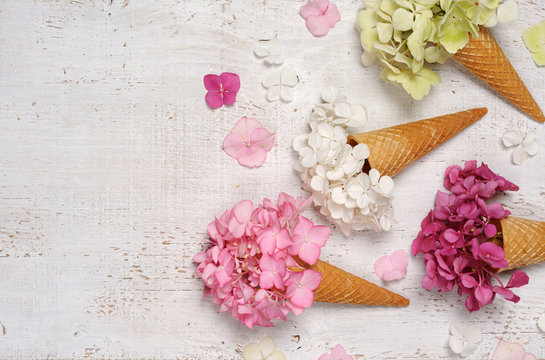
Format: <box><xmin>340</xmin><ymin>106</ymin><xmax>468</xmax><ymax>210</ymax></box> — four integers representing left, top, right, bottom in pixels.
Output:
<box><xmin>506</xmin><ymin>270</ymin><xmax>529</xmax><ymax>288</ymax></box>
<box><xmin>203</xmin><ymin>74</ymin><xmax>221</xmax><ymax>91</ymax></box>
<box><xmin>219</xmin><ymin>72</ymin><xmax>240</xmax><ymax>92</ymax></box>
<box><xmin>205</xmin><ymin>91</ymin><xmax>224</xmax><ymax>109</ymax></box>
<box><xmin>306</xmin><ymin>14</ymin><xmax>331</xmax><ymax>36</ymax></box>
<box><xmin>474</xmin><ymin>285</ymin><xmax>493</xmax><ymax>305</ymax></box>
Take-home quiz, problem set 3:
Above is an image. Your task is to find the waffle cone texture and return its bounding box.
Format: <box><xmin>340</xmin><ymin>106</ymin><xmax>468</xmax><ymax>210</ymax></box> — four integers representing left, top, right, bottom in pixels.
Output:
<box><xmin>347</xmin><ymin>108</ymin><xmax>487</xmax><ymax>177</ymax></box>
<box><xmin>453</xmin><ymin>27</ymin><xmax>545</xmax><ymax>123</ymax></box>
<box><xmin>499</xmin><ymin>216</ymin><xmax>545</xmax><ymax>271</ymax></box>
<box><xmin>301</xmin><ymin>259</ymin><xmax>409</xmax><ymax>307</ymax></box>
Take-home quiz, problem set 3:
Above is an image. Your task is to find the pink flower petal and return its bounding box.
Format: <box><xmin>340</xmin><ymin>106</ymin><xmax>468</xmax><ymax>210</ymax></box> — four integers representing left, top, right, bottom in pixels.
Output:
<box><xmin>232</xmin><ymin>200</ymin><xmax>253</xmax><ymax>223</ymax></box>
<box><xmin>250</xmin><ymin>127</ymin><xmax>276</xmax><ymax>151</ymax></box>
<box><xmin>231</xmin><ymin>117</ymin><xmax>263</xmax><ymax>141</ymax></box>
<box><xmin>236</xmin><ymin>146</ymin><xmax>268</xmax><ymax>168</ymax></box>
<box><xmin>300</xmin><ymin>0</ymin><xmax>323</xmax><ymax>19</ymax></box>
<box><xmin>374</xmin><ymin>255</ymin><xmax>391</xmax><ymax>280</ymax></box>
<box><xmin>323</xmin><ymin>3</ymin><xmax>341</xmax><ymax>27</ymax></box>
<box><xmin>492</xmin><ymin>339</ymin><xmax>528</xmax><ymax>360</ymax></box>
<box><xmin>205</xmin><ymin>91</ymin><xmax>223</xmax><ymax>109</ymax></box>
<box><xmin>390</xmin><ymin>250</ymin><xmax>408</xmax><ymax>269</ymax></box>
<box><xmin>306</xmin><ymin>15</ymin><xmax>331</xmax><ymax>37</ymax></box>
<box><xmin>219</xmin><ymin>72</ymin><xmax>240</xmax><ymax>92</ymax></box>
<box><xmin>222</xmin><ymin>133</ymin><xmax>246</xmax><ymax>160</ymax></box>
<box><xmin>289</xmin><ymin>286</ymin><xmax>314</xmax><ymax>308</ymax></box>
<box><xmin>203</xmin><ymin>74</ymin><xmax>221</xmax><ymax>91</ymax></box>
<box><xmin>301</xmin><ymin>269</ymin><xmax>322</xmax><ymax>290</ymax></box>
<box><xmin>506</xmin><ymin>270</ymin><xmax>529</xmax><ymax>288</ymax></box>
<box><xmin>374</xmin><ymin>250</ymin><xmax>408</xmax><ymax>281</ymax></box>
<box><xmin>298</xmin><ymin>242</ymin><xmax>321</xmax><ymax>265</ymax></box>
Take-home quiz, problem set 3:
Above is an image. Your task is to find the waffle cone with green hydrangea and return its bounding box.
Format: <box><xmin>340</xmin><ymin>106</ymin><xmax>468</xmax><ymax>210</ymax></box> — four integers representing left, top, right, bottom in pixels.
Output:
<box><xmin>357</xmin><ymin>0</ymin><xmax>544</xmax><ymax>122</ymax></box>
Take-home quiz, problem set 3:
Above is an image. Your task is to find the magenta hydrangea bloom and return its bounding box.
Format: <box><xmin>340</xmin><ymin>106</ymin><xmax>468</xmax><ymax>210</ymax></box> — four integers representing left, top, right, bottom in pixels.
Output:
<box><xmin>412</xmin><ymin>161</ymin><xmax>528</xmax><ymax>312</ymax></box>
<box><xmin>204</xmin><ymin>72</ymin><xmax>240</xmax><ymax>109</ymax></box>
<box><xmin>193</xmin><ymin>193</ymin><xmax>329</xmax><ymax>328</ymax></box>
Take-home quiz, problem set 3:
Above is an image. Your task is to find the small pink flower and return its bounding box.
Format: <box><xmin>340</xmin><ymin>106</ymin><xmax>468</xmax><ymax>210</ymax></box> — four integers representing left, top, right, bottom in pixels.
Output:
<box><xmin>259</xmin><ymin>254</ymin><xmax>287</xmax><ymax>290</ymax></box>
<box><xmin>492</xmin><ymin>339</ymin><xmax>537</xmax><ymax>360</ymax></box>
<box><xmin>317</xmin><ymin>344</ymin><xmax>353</xmax><ymax>360</ymax></box>
<box><xmin>289</xmin><ymin>216</ymin><xmax>329</xmax><ymax>265</ymax></box>
<box><xmin>285</xmin><ymin>269</ymin><xmax>322</xmax><ymax>308</ymax></box>
<box><xmin>374</xmin><ymin>250</ymin><xmax>408</xmax><ymax>281</ymax></box>
<box><xmin>300</xmin><ymin>0</ymin><xmax>341</xmax><ymax>37</ymax></box>
<box><xmin>223</xmin><ymin>117</ymin><xmax>275</xmax><ymax>168</ymax></box>
<box><xmin>203</xmin><ymin>72</ymin><xmax>240</xmax><ymax>109</ymax></box>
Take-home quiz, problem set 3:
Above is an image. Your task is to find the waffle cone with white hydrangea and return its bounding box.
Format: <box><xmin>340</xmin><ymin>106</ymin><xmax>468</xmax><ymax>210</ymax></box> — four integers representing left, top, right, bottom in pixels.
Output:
<box><xmin>357</xmin><ymin>0</ymin><xmax>544</xmax><ymax>122</ymax></box>
<box><xmin>293</xmin><ymin>87</ymin><xmax>486</xmax><ymax>235</ymax></box>
<box><xmin>347</xmin><ymin>107</ymin><xmax>488</xmax><ymax>177</ymax></box>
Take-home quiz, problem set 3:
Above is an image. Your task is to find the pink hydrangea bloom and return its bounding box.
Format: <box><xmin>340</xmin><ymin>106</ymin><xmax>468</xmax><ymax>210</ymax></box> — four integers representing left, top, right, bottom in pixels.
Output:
<box><xmin>492</xmin><ymin>339</ymin><xmax>537</xmax><ymax>360</ymax></box>
<box><xmin>317</xmin><ymin>345</ymin><xmax>353</xmax><ymax>360</ymax></box>
<box><xmin>412</xmin><ymin>161</ymin><xmax>528</xmax><ymax>312</ymax></box>
<box><xmin>223</xmin><ymin>117</ymin><xmax>275</xmax><ymax>168</ymax></box>
<box><xmin>193</xmin><ymin>193</ymin><xmax>329</xmax><ymax>328</ymax></box>
<box><xmin>374</xmin><ymin>250</ymin><xmax>408</xmax><ymax>281</ymax></box>
<box><xmin>204</xmin><ymin>72</ymin><xmax>240</xmax><ymax>109</ymax></box>
<box><xmin>300</xmin><ymin>0</ymin><xmax>341</xmax><ymax>37</ymax></box>
<box><xmin>289</xmin><ymin>216</ymin><xmax>329</xmax><ymax>265</ymax></box>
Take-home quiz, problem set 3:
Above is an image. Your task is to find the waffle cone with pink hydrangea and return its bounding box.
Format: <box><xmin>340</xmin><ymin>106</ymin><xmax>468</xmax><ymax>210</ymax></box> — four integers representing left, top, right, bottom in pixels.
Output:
<box><xmin>412</xmin><ymin>161</ymin><xmax>545</xmax><ymax>312</ymax></box>
<box><xmin>193</xmin><ymin>193</ymin><xmax>409</xmax><ymax>328</ymax></box>
<box><xmin>347</xmin><ymin>108</ymin><xmax>487</xmax><ymax>177</ymax></box>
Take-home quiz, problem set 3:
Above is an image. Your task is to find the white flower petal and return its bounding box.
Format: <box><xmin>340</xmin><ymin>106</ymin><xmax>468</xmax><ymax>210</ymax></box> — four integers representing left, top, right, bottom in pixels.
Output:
<box><xmin>326</xmin><ymin>168</ymin><xmax>345</xmax><ymax>181</ymax></box>
<box><xmin>460</xmin><ymin>342</ymin><xmax>478</xmax><ymax>357</ymax></box>
<box><xmin>322</xmin><ymin>86</ymin><xmax>341</xmax><ymax>103</ymax></box>
<box><xmin>254</xmin><ymin>45</ymin><xmax>269</xmax><ymax>58</ymax></box>
<box><xmin>379</xmin><ymin>176</ymin><xmax>395</xmax><ymax>195</ymax></box>
<box><xmin>369</xmin><ymin>168</ymin><xmax>381</xmax><ymax>184</ymax></box>
<box><xmin>450</xmin><ymin>323</ymin><xmax>464</xmax><ymax>339</ymax></box>
<box><xmin>357</xmin><ymin>194</ymin><xmax>370</xmax><ymax>209</ymax></box>
<box><xmin>259</xmin><ymin>336</ymin><xmax>277</xmax><ymax>357</ymax></box>
<box><xmin>497</xmin><ymin>0</ymin><xmax>518</xmax><ymax>24</ymax></box>
<box><xmin>463</xmin><ymin>326</ymin><xmax>481</xmax><ymax>344</ymax></box>
<box><xmin>334</xmin><ymin>102</ymin><xmax>352</xmax><ymax>119</ymax></box>
<box><xmin>344</xmin><ymin>196</ymin><xmax>357</xmax><ymax>209</ymax></box>
<box><xmin>280</xmin><ymin>66</ymin><xmax>298</xmax><ymax>87</ymax></box>
<box><xmin>449</xmin><ymin>336</ymin><xmax>464</xmax><ymax>355</ymax></box>
<box><xmin>280</xmin><ymin>86</ymin><xmax>294</xmax><ymax>102</ymax></box>
<box><xmin>379</xmin><ymin>214</ymin><xmax>392</xmax><ymax>231</ymax></box>
<box><xmin>512</xmin><ymin>144</ymin><xmax>527</xmax><ymax>165</ymax></box>
<box><xmin>262</xmin><ymin>68</ymin><xmax>281</xmax><ymax>88</ymax></box>
<box><xmin>347</xmin><ymin>183</ymin><xmax>364</xmax><ymax>199</ymax></box>
<box><xmin>311</xmin><ymin>175</ymin><xmax>325</xmax><ymax>192</ymax></box>
<box><xmin>502</xmin><ymin>129</ymin><xmax>524</xmax><ymax>147</ymax></box>
<box><xmin>538</xmin><ymin>312</ymin><xmax>545</xmax><ymax>332</ymax></box>
<box><xmin>348</xmin><ymin>104</ymin><xmax>368</xmax><ymax>128</ymax></box>
<box><xmin>525</xmin><ymin>141</ymin><xmax>539</xmax><ymax>156</ymax></box>
<box><xmin>328</xmin><ymin>201</ymin><xmax>344</xmax><ymax>219</ymax></box>
<box><xmin>242</xmin><ymin>343</ymin><xmax>262</xmax><ymax>360</ymax></box>
<box><xmin>353</xmin><ymin>143</ymin><xmax>370</xmax><ymax>160</ymax></box>
<box><xmin>301</xmin><ymin>153</ymin><xmax>317</xmax><ymax>168</ymax></box>
<box><xmin>293</xmin><ymin>134</ymin><xmax>308</xmax><ymax>152</ymax></box>
<box><xmin>331</xmin><ymin>186</ymin><xmax>346</xmax><ymax>205</ymax></box>
<box><xmin>267</xmin><ymin>86</ymin><xmax>281</xmax><ymax>102</ymax></box>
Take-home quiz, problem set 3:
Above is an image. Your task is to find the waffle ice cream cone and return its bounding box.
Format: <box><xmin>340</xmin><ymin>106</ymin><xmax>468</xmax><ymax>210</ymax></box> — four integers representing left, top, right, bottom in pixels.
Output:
<box><xmin>453</xmin><ymin>27</ymin><xmax>545</xmax><ymax>123</ymax></box>
<box><xmin>498</xmin><ymin>216</ymin><xmax>545</xmax><ymax>271</ymax></box>
<box><xmin>303</xmin><ymin>259</ymin><xmax>409</xmax><ymax>307</ymax></box>
<box><xmin>347</xmin><ymin>108</ymin><xmax>487</xmax><ymax>177</ymax></box>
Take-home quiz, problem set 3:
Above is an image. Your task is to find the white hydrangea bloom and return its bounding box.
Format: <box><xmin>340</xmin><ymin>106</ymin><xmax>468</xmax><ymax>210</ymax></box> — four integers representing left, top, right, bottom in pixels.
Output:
<box><xmin>293</xmin><ymin>86</ymin><xmax>395</xmax><ymax>235</ymax></box>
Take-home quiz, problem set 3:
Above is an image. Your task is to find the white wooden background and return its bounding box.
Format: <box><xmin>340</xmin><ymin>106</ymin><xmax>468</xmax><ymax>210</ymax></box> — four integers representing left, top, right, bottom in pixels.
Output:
<box><xmin>1</xmin><ymin>0</ymin><xmax>544</xmax><ymax>359</ymax></box>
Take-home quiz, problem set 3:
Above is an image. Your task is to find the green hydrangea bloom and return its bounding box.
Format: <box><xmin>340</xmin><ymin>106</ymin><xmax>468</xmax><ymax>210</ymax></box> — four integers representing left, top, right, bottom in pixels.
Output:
<box><xmin>357</xmin><ymin>0</ymin><xmax>502</xmax><ymax>100</ymax></box>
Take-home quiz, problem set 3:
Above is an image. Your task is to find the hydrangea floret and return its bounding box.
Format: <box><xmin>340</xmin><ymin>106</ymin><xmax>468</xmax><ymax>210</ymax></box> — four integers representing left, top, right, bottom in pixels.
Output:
<box><xmin>193</xmin><ymin>193</ymin><xmax>330</xmax><ymax>328</ymax></box>
<box><xmin>293</xmin><ymin>86</ymin><xmax>395</xmax><ymax>236</ymax></box>
<box><xmin>357</xmin><ymin>0</ymin><xmax>504</xmax><ymax>100</ymax></box>
<box><xmin>412</xmin><ymin>161</ymin><xmax>529</xmax><ymax>312</ymax></box>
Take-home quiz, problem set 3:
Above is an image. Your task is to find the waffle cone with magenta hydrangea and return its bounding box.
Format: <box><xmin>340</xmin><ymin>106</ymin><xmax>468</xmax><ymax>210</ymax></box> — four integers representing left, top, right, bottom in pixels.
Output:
<box><xmin>193</xmin><ymin>193</ymin><xmax>409</xmax><ymax>328</ymax></box>
<box><xmin>412</xmin><ymin>161</ymin><xmax>545</xmax><ymax>312</ymax></box>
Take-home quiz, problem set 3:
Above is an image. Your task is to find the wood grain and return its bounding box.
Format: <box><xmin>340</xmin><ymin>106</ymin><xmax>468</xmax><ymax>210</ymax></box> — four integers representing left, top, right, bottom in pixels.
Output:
<box><xmin>0</xmin><ymin>0</ymin><xmax>544</xmax><ymax>358</ymax></box>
